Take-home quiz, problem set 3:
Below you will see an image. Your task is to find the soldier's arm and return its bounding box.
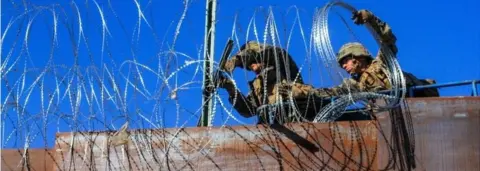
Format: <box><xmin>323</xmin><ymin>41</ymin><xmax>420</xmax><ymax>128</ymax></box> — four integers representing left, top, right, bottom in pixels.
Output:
<box><xmin>225</xmin><ymin>87</ymin><xmax>257</xmax><ymax>118</ymax></box>
<box><xmin>223</xmin><ymin>56</ymin><xmax>241</xmax><ymax>73</ymax></box>
<box><xmin>223</xmin><ymin>43</ymin><xmax>265</xmax><ymax>72</ymax></box>
<box><xmin>278</xmin><ymin>79</ymin><xmax>364</xmax><ymax>102</ymax></box>
<box><xmin>362</xmin><ymin>10</ymin><xmax>398</xmax><ymax>61</ymax></box>
<box><xmin>311</xmin><ymin>79</ymin><xmax>363</xmax><ymax>98</ymax></box>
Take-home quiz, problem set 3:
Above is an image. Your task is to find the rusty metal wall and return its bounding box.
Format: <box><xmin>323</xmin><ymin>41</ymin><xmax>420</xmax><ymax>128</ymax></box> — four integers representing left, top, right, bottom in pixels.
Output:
<box><xmin>2</xmin><ymin>97</ymin><xmax>480</xmax><ymax>170</ymax></box>
<box><xmin>376</xmin><ymin>97</ymin><xmax>480</xmax><ymax>170</ymax></box>
<box><xmin>1</xmin><ymin>149</ymin><xmax>54</xmax><ymax>171</ymax></box>
<box><xmin>52</xmin><ymin>121</ymin><xmax>378</xmax><ymax>171</ymax></box>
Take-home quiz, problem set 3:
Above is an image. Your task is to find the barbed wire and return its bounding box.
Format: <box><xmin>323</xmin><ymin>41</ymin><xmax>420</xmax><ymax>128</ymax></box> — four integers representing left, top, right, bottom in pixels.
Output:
<box><xmin>1</xmin><ymin>0</ymin><xmax>413</xmax><ymax>170</ymax></box>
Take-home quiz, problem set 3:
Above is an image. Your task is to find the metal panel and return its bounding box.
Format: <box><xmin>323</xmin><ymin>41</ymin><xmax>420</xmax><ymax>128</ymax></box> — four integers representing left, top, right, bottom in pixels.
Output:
<box><xmin>52</xmin><ymin>121</ymin><xmax>378</xmax><ymax>171</ymax></box>
<box><xmin>1</xmin><ymin>149</ymin><xmax>55</xmax><ymax>171</ymax></box>
<box><xmin>376</xmin><ymin>97</ymin><xmax>480</xmax><ymax>170</ymax></box>
<box><xmin>3</xmin><ymin>97</ymin><xmax>480</xmax><ymax>170</ymax></box>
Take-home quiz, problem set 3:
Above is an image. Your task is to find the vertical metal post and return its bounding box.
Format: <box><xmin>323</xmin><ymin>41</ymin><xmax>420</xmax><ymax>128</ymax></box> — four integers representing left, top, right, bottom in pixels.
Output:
<box><xmin>408</xmin><ymin>87</ymin><xmax>415</xmax><ymax>97</ymax></box>
<box><xmin>199</xmin><ymin>0</ymin><xmax>216</xmax><ymax>127</ymax></box>
<box><xmin>472</xmin><ymin>81</ymin><xmax>478</xmax><ymax>96</ymax></box>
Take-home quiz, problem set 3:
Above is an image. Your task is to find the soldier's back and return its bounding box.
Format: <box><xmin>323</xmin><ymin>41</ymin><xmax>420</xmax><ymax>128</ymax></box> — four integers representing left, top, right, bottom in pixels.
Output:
<box><xmin>357</xmin><ymin>59</ymin><xmax>391</xmax><ymax>92</ymax></box>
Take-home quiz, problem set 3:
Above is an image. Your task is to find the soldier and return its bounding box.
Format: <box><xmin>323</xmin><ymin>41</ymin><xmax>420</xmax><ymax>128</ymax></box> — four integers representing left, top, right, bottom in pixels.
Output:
<box><xmin>218</xmin><ymin>41</ymin><xmax>307</xmax><ymax>124</ymax></box>
<box><xmin>278</xmin><ymin>9</ymin><xmax>439</xmax><ymax>102</ymax></box>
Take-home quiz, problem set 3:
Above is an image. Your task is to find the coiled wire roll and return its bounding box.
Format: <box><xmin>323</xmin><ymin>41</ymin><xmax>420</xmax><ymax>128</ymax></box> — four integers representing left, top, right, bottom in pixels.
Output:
<box><xmin>311</xmin><ymin>0</ymin><xmax>407</xmax><ymax>122</ymax></box>
<box><xmin>312</xmin><ymin>2</ymin><xmax>416</xmax><ymax>170</ymax></box>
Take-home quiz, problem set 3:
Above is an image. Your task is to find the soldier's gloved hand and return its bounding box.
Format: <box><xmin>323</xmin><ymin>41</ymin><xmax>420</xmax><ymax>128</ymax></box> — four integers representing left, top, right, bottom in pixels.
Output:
<box><xmin>352</xmin><ymin>9</ymin><xmax>373</xmax><ymax>25</ymax></box>
<box><xmin>277</xmin><ymin>83</ymin><xmax>307</xmax><ymax>98</ymax></box>
<box><xmin>277</xmin><ymin>83</ymin><xmax>293</xmax><ymax>98</ymax></box>
<box><xmin>218</xmin><ymin>74</ymin><xmax>235</xmax><ymax>90</ymax></box>
<box><xmin>222</xmin><ymin>57</ymin><xmax>240</xmax><ymax>74</ymax></box>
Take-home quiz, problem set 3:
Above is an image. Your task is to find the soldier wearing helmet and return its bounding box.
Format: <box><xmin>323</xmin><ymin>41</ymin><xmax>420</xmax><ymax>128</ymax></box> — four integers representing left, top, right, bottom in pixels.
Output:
<box><xmin>219</xmin><ymin>9</ymin><xmax>438</xmax><ymax>124</ymax></box>
<box><xmin>218</xmin><ymin>41</ymin><xmax>305</xmax><ymax>124</ymax></box>
<box><xmin>335</xmin><ymin>10</ymin><xmax>439</xmax><ymax>97</ymax></box>
<box><xmin>278</xmin><ymin>9</ymin><xmax>439</xmax><ymax>102</ymax></box>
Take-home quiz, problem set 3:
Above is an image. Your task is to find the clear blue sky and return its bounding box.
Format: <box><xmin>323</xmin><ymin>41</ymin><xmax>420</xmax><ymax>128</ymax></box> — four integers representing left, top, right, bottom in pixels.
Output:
<box><xmin>1</xmin><ymin>0</ymin><xmax>479</xmax><ymax>148</ymax></box>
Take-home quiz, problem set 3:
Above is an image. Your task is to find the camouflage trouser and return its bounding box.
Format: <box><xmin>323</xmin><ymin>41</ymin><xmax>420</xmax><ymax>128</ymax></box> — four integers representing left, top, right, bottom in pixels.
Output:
<box><xmin>256</xmin><ymin>102</ymin><xmax>301</xmax><ymax>124</ymax></box>
<box><xmin>257</xmin><ymin>94</ymin><xmax>371</xmax><ymax>124</ymax></box>
<box><xmin>258</xmin><ymin>82</ymin><xmax>374</xmax><ymax>124</ymax></box>
<box><xmin>254</xmin><ymin>83</ymin><xmax>334</xmax><ymax>124</ymax></box>
<box><xmin>256</xmin><ymin>99</ymin><xmax>330</xmax><ymax>124</ymax></box>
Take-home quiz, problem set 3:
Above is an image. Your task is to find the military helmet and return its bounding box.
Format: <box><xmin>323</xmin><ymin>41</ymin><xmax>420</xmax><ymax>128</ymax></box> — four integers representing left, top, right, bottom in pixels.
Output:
<box><xmin>336</xmin><ymin>42</ymin><xmax>373</xmax><ymax>65</ymax></box>
<box><xmin>236</xmin><ymin>41</ymin><xmax>267</xmax><ymax>67</ymax></box>
<box><xmin>240</xmin><ymin>41</ymin><xmax>263</xmax><ymax>52</ymax></box>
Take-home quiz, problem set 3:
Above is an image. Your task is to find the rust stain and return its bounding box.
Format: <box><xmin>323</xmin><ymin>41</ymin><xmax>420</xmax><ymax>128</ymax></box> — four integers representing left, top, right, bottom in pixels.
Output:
<box><xmin>2</xmin><ymin>149</ymin><xmax>55</xmax><ymax>171</ymax></box>
<box><xmin>377</xmin><ymin>97</ymin><xmax>480</xmax><ymax>170</ymax></box>
<box><xmin>2</xmin><ymin>97</ymin><xmax>479</xmax><ymax>170</ymax></box>
<box><xmin>51</xmin><ymin>121</ymin><xmax>379</xmax><ymax>170</ymax></box>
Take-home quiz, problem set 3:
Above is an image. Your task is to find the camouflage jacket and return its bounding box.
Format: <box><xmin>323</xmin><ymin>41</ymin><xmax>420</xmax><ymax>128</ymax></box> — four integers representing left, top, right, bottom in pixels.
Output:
<box><xmin>308</xmin><ymin>12</ymin><xmax>438</xmax><ymax>98</ymax></box>
<box><xmin>295</xmin><ymin>13</ymin><xmax>397</xmax><ymax>98</ymax></box>
<box><xmin>295</xmin><ymin>12</ymin><xmax>438</xmax><ymax>98</ymax></box>
<box><xmin>225</xmin><ymin>44</ymin><xmax>303</xmax><ymax>123</ymax></box>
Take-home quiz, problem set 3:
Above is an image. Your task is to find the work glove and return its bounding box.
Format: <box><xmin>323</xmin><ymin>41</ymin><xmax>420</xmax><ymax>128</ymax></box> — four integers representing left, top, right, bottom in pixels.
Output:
<box><xmin>222</xmin><ymin>57</ymin><xmax>240</xmax><ymax>74</ymax></box>
<box><xmin>217</xmin><ymin>73</ymin><xmax>235</xmax><ymax>89</ymax></box>
<box><xmin>276</xmin><ymin>82</ymin><xmax>313</xmax><ymax>99</ymax></box>
<box><xmin>204</xmin><ymin>73</ymin><xmax>234</xmax><ymax>95</ymax></box>
<box><xmin>352</xmin><ymin>9</ymin><xmax>373</xmax><ymax>25</ymax></box>
<box><xmin>276</xmin><ymin>83</ymin><xmax>291</xmax><ymax>98</ymax></box>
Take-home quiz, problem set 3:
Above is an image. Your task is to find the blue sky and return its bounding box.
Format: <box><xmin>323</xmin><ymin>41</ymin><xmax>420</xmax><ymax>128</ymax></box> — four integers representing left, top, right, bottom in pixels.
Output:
<box><xmin>1</xmin><ymin>0</ymin><xmax>479</xmax><ymax>148</ymax></box>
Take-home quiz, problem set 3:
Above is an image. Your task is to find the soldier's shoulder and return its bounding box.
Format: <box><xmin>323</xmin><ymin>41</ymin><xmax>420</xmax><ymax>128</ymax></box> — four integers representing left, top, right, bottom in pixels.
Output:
<box><xmin>241</xmin><ymin>41</ymin><xmax>263</xmax><ymax>53</ymax></box>
<box><xmin>361</xmin><ymin>59</ymin><xmax>387</xmax><ymax>83</ymax></box>
<box><xmin>366</xmin><ymin>59</ymin><xmax>385</xmax><ymax>71</ymax></box>
<box><xmin>371</xmin><ymin>58</ymin><xmax>383</xmax><ymax>65</ymax></box>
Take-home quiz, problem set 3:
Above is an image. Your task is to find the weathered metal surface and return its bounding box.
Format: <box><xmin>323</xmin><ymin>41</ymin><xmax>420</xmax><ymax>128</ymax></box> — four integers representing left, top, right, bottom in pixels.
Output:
<box><xmin>376</xmin><ymin>97</ymin><xmax>480</xmax><ymax>170</ymax></box>
<box><xmin>1</xmin><ymin>149</ymin><xmax>55</xmax><ymax>171</ymax></box>
<box><xmin>53</xmin><ymin>121</ymin><xmax>378</xmax><ymax>171</ymax></box>
<box><xmin>3</xmin><ymin>97</ymin><xmax>480</xmax><ymax>170</ymax></box>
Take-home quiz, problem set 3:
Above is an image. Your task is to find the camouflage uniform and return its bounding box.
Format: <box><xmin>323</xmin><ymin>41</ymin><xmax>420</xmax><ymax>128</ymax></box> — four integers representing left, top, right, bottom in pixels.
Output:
<box><xmin>271</xmin><ymin>10</ymin><xmax>439</xmax><ymax>122</ymax></box>
<box><xmin>221</xmin><ymin>41</ymin><xmax>304</xmax><ymax>124</ymax></box>
<box><xmin>303</xmin><ymin>10</ymin><xmax>438</xmax><ymax>98</ymax></box>
<box><xmin>223</xmin><ymin>11</ymin><xmax>438</xmax><ymax>124</ymax></box>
